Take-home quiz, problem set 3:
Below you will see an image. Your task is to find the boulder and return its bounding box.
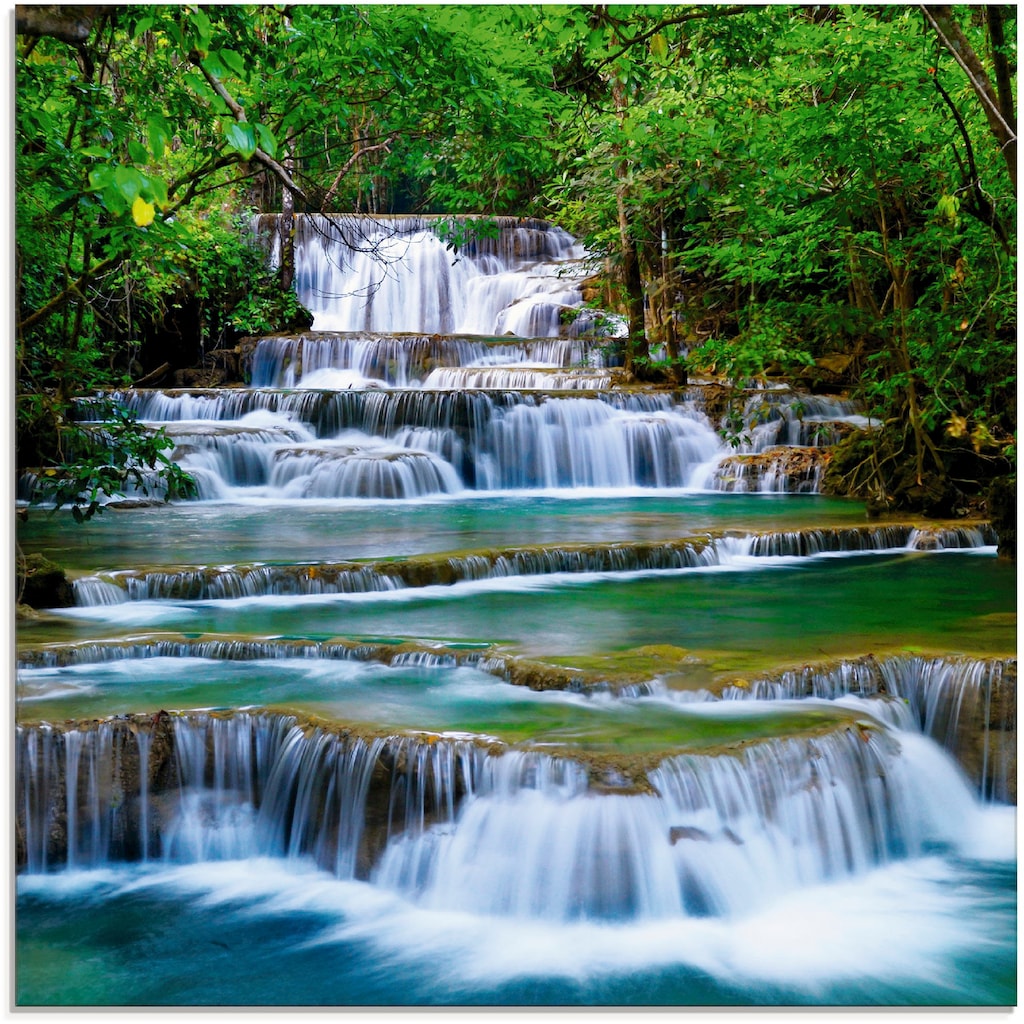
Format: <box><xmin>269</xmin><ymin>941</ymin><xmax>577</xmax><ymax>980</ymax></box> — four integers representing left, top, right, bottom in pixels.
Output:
<box><xmin>17</xmin><ymin>553</ymin><xmax>74</xmax><ymax>609</ymax></box>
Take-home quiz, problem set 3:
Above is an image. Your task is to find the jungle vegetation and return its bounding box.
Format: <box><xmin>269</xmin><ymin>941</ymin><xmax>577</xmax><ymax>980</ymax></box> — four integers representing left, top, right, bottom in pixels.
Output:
<box><xmin>14</xmin><ymin>4</ymin><xmax>1016</xmax><ymax>522</ymax></box>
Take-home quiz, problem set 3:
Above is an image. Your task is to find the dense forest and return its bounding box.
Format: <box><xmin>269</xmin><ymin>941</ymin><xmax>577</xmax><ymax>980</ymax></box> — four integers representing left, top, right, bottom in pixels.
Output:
<box><xmin>15</xmin><ymin>4</ymin><xmax>1016</xmax><ymax>537</ymax></box>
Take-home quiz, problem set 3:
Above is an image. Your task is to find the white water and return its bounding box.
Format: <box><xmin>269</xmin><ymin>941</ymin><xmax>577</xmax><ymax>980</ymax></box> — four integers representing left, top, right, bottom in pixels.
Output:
<box><xmin>28</xmin><ymin>216</ymin><xmax>878</xmax><ymax>505</ymax></box>
<box><xmin>15</xmin><ymin>699</ymin><xmax>1015</xmax><ymax>1005</ymax></box>
<box><xmin>17</xmin><ymin>215</ymin><xmax>1013</xmax><ymax>1008</ymax></box>
<box><xmin>17</xmin><ymin>706</ymin><xmax>1009</xmax><ymax>894</ymax></box>
<box><xmin>281</xmin><ymin>214</ymin><xmax>590</xmax><ymax>335</ymax></box>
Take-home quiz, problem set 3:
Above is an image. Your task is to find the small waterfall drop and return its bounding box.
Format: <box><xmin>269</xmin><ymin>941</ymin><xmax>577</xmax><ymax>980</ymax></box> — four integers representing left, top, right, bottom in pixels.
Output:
<box><xmin>16</xmin><ymin>706</ymin><xmax>1006</xmax><ymax>928</ymax></box>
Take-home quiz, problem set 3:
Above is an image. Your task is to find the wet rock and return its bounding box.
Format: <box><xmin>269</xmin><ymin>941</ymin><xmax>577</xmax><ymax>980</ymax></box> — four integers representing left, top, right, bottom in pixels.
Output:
<box><xmin>711</xmin><ymin>446</ymin><xmax>830</xmax><ymax>493</ymax></box>
<box><xmin>105</xmin><ymin>498</ymin><xmax>162</xmax><ymax>510</ymax></box>
<box><xmin>986</xmin><ymin>475</ymin><xmax>1015</xmax><ymax>561</ymax></box>
<box><xmin>669</xmin><ymin>826</ymin><xmax>712</xmax><ymax>844</ymax></box>
<box><xmin>17</xmin><ymin>553</ymin><xmax>74</xmax><ymax>609</ymax></box>
<box><xmin>171</xmin><ymin>367</ymin><xmax>230</xmax><ymax>388</ymax></box>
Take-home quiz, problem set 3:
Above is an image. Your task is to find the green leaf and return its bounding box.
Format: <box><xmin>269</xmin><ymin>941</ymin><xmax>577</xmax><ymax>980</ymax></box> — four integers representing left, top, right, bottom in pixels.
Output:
<box><xmin>224</xmin><ymin>122</ymin><xmax>257</xmax><ymax>160</ymax></box>
<box><xmin>201</xmin><ymin>53</ymin><xmax>227</xmax><ymax>80</ymax></box>
<box><xmin>87</xmin><ymin>165</ymin><xmax>114</xmax><ymax>190</ymax></box>
<box><xmin>147</xmin><ymin>116</ymin><xmax>169</xmax><ymax>160</ymax></box>
<box><xmin>190</xmin><ymin>8</ymin><xmax>212</xmax><ymax>53</ymax></box>
<box><xmin>254</xmin><ymin>123</ymin><xmax>276</xmax><ymax>159</ymax></box>
<box><xmin>220</xmin><ymin>49</ymin><xmax>246</xmax><ymax>78</ymax></box>
<box><xmin>113</xmin><ymin>165</ymin><xmax>144</xmax><ymax>203</ymax></box>
<box><xmin>127</xmin><ymin>139</ymin><xmax>149</xmax><ymax>165</ymax></box>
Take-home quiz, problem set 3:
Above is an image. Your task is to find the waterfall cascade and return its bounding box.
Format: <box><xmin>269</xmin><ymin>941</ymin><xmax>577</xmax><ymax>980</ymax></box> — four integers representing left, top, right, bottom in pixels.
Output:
<box><xmin>257</xmin><ymin>213</ymin><xmax>596</xmax><ymax>337</ymax></box>
<box><xmin>18</xmin><ymin>215</ymin><xmax>876</xmax><ymax>504</ymax></box>
<box><xmin>15</xmin><ymin>214</ymin><xmax>1014</xmax><ymax>1008</ymax></box>
<box><xmin>15</xmin><ymin>679</ymin><xmax>1009</xmax><ymax>905</ymax></box>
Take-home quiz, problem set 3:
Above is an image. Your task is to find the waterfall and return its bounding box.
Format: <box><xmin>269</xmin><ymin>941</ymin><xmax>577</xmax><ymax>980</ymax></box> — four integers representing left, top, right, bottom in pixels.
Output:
<box><xmin>15</xmin><ymin>219</ymin><xmax>894</xmax><ymax>510</ymax></box>
<box><xmin>16</xmin><ymin>709</ymin><xmax>1000</xmax><ymax>926</ymax></box>
<box><xmin>647</xmin><ymin>729</ymin><xmax>982</xmax><ymax>917</ymax></box>
<box><xmin>376</xmin><ymin>788</ymin><xmax>681</xmax><ymax>920</ymax></box>
<box><xmin>247</xmin><ymin>333</ymin><xmax>609</xmax><ymax>389</ymax></box>
<box><xmin>258</xmin><ymin>214</ymin><xmax>591</xmax><ymax>336</ymax></box>
<box><xmin>60</xmin><ymin>387</ymin><xmax>726</xmax><ymax>499</ymax></box>
<box><xmin>721</xmin><ymin>654</ymin><xmax>1016</xmax><ymax>803</ymax></box>
<box><xmin>16</xmin><ymin>203</ymin><xmax>1016</xmax><ymax>1006</ymax></box>
<box><xmin>14</xmin><ymin>713</ymin><xmax>579</xmax><ymax>880</ymax></box>
<box><xmin>66</xmin><ymin>525</ymin><xmax>997</xmax><ymax>607</ymax></box>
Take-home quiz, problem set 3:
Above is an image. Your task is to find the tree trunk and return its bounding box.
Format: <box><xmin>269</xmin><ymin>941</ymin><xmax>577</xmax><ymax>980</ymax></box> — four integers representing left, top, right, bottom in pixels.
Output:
<box><xmin>922</xmin><ymin>5</ymin><xmax>1016</xmax><ymax>193</ymax></box>
<box><xmin>612</xmin><ymin>79</ymin><xmax>648</xmax><ymax>376</ymax></box>
<box><xmin>278</xmin><ymin>144</ymin><xmax>295</xmax><ymax>292</ymax></box>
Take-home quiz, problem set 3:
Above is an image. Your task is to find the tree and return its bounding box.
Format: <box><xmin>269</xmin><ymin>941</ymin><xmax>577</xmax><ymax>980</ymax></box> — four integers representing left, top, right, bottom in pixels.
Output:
<box><xmin>540</xmin><ymin>4</ymin><xmax>1014</xmax><ymax>509</ymax></box>
<box><xmin>16</xmin><ymin>4</ymin><xmax>567</xmax><ymax>514</ymax></box>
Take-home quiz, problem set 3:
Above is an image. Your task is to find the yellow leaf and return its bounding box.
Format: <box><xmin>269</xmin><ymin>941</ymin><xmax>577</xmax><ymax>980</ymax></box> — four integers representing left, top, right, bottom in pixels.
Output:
<box><xmin>970</xmin><ymin>423</ymin><xmax>995</xmax><ymax>453</ymax></box>
<box><xmin>945</xmin><ymin>413</ymin><xmax>968</xmax><ymax>439</ymax></box>
<box><xmin>132</xmin><ymin>196</ymin><xmax>155</xmax><ymax>227</ymax></box>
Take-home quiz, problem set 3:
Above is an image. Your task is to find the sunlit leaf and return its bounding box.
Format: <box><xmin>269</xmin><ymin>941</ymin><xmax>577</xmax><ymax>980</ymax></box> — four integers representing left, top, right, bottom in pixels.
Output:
<box><xmin>131</xmin><ymin>196</ymin><xmax>156</xmax><ymax>227</ymax></box>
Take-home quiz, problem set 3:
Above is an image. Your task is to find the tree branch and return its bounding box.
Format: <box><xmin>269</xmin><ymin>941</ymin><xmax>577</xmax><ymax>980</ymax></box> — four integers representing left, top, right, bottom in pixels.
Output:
<box><xmin>18</xmin><ymin>257</ymin><xmax>119</xmax><ymax>333</ymax></box>
<box><xmin>322</xmin><ymin>135</ymin><xmax>396</xmax><ymax>206</ymax></box>
<box><xmin>565</xmin><ymin>5</ymin><xmax>759</xmax><ymax>90</ymax></box>
<box><xmin>191</xmin><ymin>53</ymin><xmax>315</xmax><ymax>207</ymax></box>
<box><xmin>931</xmin><ymin>73</ymin><xmax>1011</xmax><ymax>251</ymax></box>
<box><xmin>920</xmin><ymin>5</ymin><xmax>1016</xmax><ymax>192</ymax></box>
<box><xmin>985</xmin><ymin>6</ymin><xmax>1016</xmax><ymax>133</ymax></box>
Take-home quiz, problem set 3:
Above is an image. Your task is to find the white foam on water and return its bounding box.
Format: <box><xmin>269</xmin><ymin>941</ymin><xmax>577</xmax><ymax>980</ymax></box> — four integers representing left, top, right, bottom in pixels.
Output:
<box><xmin>26</xmin><ymin>850</ymin><xmax>1000</xmax><ymax>1000</ymax></box>
<box><xmin>51</xmin><ymin>603</ymin><xmax>201</xmax><ymax>627</ymax></box>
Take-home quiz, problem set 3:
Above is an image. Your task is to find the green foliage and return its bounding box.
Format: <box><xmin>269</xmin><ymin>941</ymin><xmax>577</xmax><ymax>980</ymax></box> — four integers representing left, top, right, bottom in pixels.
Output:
<box><xmin>434</xmin><ymin>216</ymin><xmax>501</xmax><ymax>259</ymax></box>
<box><xmin>537</xmin><ymin>4</ymin><xmax>1015</xmax><ymax>503</ymax></box>
<box><xmin>32</xmin><ymin>404</ymin><xmax>196</xmax><ymax>522</ymax></box>
<box><xmin>15</xmin><ymin>4</ymin><xmax>1017</xmax><ymax>516</ymax></box>
<box><xmin>179</xmin><ymin>209</ymin><xmax>313</xmax><ymax>344</ymax></box>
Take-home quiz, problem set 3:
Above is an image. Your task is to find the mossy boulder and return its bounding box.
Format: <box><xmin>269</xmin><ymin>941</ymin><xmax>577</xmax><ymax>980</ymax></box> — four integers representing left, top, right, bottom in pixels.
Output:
<box><xmin>17</xmin><ymin>553</ymin><xmax>74</xmax><ymax>609</ymax></box>
<box><xmin>986</xmin><ymin>475</ymin><xmax>1016</xmax><ymax>561</ymax></box>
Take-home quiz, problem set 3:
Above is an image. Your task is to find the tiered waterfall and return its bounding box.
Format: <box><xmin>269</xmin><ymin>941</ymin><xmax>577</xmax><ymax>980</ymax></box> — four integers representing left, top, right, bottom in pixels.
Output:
<box><xmin>15</xmin><ymin>214</ymin><xmax>1015</xmax><ymax>1008</ymax></box>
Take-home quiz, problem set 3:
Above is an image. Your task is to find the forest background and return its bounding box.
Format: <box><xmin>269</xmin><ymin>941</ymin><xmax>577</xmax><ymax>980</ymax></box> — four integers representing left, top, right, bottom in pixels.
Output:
<box><xmin>13</xmin><ymin>4</ymin><xmax>1017</xmax><ymax>539</ymax></box>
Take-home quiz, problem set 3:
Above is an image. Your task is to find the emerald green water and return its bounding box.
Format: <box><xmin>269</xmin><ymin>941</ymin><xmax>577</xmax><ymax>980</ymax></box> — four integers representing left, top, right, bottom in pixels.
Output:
<box><xmin>15</xmin><ymin>493</ymin><xmax>1016</xmax><ymax>1009</ymax></box>
<box><xmin>18</xmin><ymin>492</ymin><xmax>866</xmax><ymax>572</ymax></box>
<box><xmin>23</xmin><ymin>547</ymin><xmax>1015</xmax><ymax>670</ymax></box>
<box><xmin>17</xmin><ymin>653</ymin><xmax>863</xmax><ymax>750</ymax></box>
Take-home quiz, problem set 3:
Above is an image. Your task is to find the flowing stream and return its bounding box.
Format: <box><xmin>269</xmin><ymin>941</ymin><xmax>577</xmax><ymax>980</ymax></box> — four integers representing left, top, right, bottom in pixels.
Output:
<box><xmin>16</xmin><ymin>215</ymin><xmax>1016</xmax><ymax>1007</ymax></box>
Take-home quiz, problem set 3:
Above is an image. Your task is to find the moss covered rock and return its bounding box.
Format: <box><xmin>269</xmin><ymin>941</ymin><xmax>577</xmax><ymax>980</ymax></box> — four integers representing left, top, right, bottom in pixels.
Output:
<box><xmin>986</xmin><ymin>475</ymin><xmax>1016</xmax><ymax>561</ymax></box>
<box><xmin>17</xmin><ymin>553</ymin><xmax>74</xmax><ymax>609</ymax></box>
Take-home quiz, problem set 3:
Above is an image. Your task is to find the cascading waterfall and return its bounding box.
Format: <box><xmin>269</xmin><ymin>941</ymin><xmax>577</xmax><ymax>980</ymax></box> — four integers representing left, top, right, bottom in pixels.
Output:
<box><xmin>16</xmin><ymin>212</ymin><xmax>1014</xmax><ymax>1008</ymax></box>
<box><xmin>18</xmin><ymin>635</ymin><xmax>1014</xmax><ymax>805</ymax></box>
<box><xmin>67</xmin><ymin>388</ymin><xmax>726</xmax><ymax>499</ymax></box>
<box><xmin>14</xmin><ymin>704</ymin><xmax>1001</xmax><ymax>927</ymax></box>
<box><xmin>257</xmin><ymin>214</ymin><xmax>592</xmax><ymax>336</ymax></box>
<box><xmin>64</xmin><ymin>524</ymin><xmax>996</xmax><ymax>607</ymax></box>
<box><xmin>20</xmin><ymin>217</ymin><xmax>880</xmax><ymax>505</ymax></box>
<box><xmin>247</xmin><ymin>333</ymin><xmax>610</xmax><ymax>389</ymax></box>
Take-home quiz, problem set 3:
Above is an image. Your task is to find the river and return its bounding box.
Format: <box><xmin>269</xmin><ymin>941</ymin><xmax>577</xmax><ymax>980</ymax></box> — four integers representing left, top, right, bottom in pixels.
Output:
<box><xmin>15</xmin><ymin>215</ymin><xmax>1016</xmax><ymax>1008</ymax></box>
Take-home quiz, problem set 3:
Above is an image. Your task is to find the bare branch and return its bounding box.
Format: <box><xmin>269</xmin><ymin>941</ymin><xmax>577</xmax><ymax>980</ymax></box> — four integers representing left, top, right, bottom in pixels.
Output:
<box><xmin>322</xmin><ymin>135</ymin><xmax>396</xmax><ymax>207</ymax></box>
<box><xmin>191</xmin><ymin>53</ymin><xmax>315</xmax><ymax>207</ymax></box>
